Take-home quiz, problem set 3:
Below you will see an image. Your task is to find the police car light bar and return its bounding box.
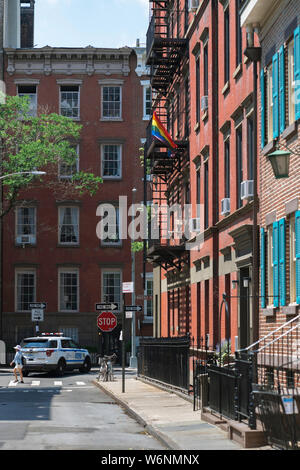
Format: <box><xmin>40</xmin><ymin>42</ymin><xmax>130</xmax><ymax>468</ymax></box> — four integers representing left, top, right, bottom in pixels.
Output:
<box><xmin>40</xmin><ymin>332</ymin><xmax>64</xmax><ymax>336</ymax></box>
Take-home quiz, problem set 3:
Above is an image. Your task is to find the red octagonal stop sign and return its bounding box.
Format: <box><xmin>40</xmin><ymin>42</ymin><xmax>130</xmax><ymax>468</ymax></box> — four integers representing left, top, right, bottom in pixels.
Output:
<box><xmin>97</xmin><ymin>311</ymin><xmax>117</xmax><ymax>332</ymax></box>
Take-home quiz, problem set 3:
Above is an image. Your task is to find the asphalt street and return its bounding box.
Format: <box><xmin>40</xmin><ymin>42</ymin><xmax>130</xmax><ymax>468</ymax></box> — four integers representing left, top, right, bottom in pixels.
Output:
<box><xmin>0</xmin><ymin>368</ymin><xmax>166</xmax><ymax>450</ymax></box>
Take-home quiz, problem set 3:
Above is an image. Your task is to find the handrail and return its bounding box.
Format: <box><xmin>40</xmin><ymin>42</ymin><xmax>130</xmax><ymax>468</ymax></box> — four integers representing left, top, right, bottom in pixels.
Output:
<box><xmin>255</xmin><ymin>322</ymin><xmax>300</xmax><ymax>353</ymax></box>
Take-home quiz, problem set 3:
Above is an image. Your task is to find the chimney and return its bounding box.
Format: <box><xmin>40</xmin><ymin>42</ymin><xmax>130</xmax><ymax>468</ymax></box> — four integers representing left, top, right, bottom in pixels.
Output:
<box><xmin>20</xmin><ymin>0</ymin><xmax>35</xmax><ymax>48</ymax></box>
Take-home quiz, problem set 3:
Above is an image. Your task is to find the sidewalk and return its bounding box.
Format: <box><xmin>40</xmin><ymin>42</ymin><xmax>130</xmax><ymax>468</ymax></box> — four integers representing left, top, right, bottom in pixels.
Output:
<box><xmin>93</xmin><ymin>368</ymin><xmax>246</xmax><ymax>451</ymax></box>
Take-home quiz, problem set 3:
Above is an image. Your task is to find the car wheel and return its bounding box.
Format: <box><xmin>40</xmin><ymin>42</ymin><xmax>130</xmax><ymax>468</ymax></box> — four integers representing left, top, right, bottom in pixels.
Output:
<box><xmin>56</xmin><ymin>359</ymin><xmax>66</xmax><ymax>377</ymax></box>
<box><xmin>79</xmin><ymin>357</ymin><xmax>91</xmax><ymax>373</ymax></box>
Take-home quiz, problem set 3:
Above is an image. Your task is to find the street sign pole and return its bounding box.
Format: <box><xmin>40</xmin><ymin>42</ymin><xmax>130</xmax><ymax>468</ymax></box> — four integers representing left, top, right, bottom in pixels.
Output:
<box><xmin>122</xmin><ymin>292</ymin><xmax>126</xmax><ymax>393</ymax></box>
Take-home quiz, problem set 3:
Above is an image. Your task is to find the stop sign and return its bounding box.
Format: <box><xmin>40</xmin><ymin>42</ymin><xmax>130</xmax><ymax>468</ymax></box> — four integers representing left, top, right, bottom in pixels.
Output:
<box><xmin>97</xmin><ymin>311</ymin><xmax>117</xmax><ymax>332</ymax></box>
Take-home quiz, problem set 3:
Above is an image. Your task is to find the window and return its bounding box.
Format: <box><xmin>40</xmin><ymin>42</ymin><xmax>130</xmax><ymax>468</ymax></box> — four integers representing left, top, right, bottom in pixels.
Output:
<box><xmin>224</xmin><ymin>7</ymin><xmax>230</xmax><ymax>84</ymax></box>
<box><xmin>184</xmin><ymin>77</ymin><xmax>190</xmax><ymax>137</ymax></box>
<box><xmin>143</xmin><ymin>85</ymin><xmax>152</xmax><ymax>119</ymax></box>
<box><xmin>18</xmin><ymin>85</ymin><xmax>37</xmax><ymax>117</ymax></box>
<box><xmin>60</xmin><ymin>86</ymin><xmax>80</xmax><ymax>119</ymax></box>
<box><xmin>101</xmin><ymin>206</ymin><xmax>121</xmax><ymax>245</ymax></box>
<box><xmin>144</xmin><ymin>277</ymin><xmax>153</xmax><ymax>319</ymax></box>
<box><xmin>225</xmin><ymin>140</ymin><xmax>230</xmax><ymax>198</ymax></box>
<box><xmin>59</xmin><ymin>144</ymin><xmax>79</xmax><ymax>179</ymax></box>
<box><xmin>58</xmin><ymin>206</ymin><xmax>79</xmax><ymax>245</ymax></box>
<box><xmin>196</xmin><ymin>168</ymin><xmax>201</xmax><ymax>217</ymax></box>
<box><xmin>204</xmin><ymin>43</ymin><xmax>208</xmax><ymax>97</ymax></box>
<box><xmin>236</xmin><ymin>127</ymin><xmax>243</xmax><ymax>208</ymax></box>
<box><xmin>16</xmin><ymin>206</ymin><xmax>36</xmax><ymax>244</ymax></box>
<box><xmin>102</xmin><ymin>271</ymin><xmax>121</xmax><ymax>308</ymax></box>
<box><xmin>235</xmin><ymin>0</ymin><xmax>242</xmax><ymax>66</ymax></box>
<box><xmin>196</xmin><ymin>56</ymin><xmax>200</xmax><ymax>123</ymax></box>
<box><xmin>102</xmin><ymin>86</ymin><xmax>121</xmax><ymax>119</ymax></box>
<box><xmin>59</xmin><ymin>269</ymin><xmax>79</xmax><ymax>312</ymax></box>
<box><xmin>288</xmin><ymin>39</ymin><xmax>295</xmax><ymax>126</ymax></box>
<box><xmin>290</xmin><ymin>214</ymin><xmax>296</xmax><ymax>303</ymax></box>
<box><xmin>267</xmin><ymin>226</ymin><xmax>274</xmax><ymax>306</ymax></box>
<box><xmin>204</xmin><ymin>160</ymin><xmax>209</xmax><ymax>229</ymax></box>
<box><xmin>247</xmin><ymin>118</ymin><xmax>254</xmax><ymax>180</ymax></box>
<box><xmin>266</xmin><ymin>63</ymin><xmax>273</xmax><ymax>143</ymax></box>
<box><xmin>16</xmin><ymin>270</ymin><xmax>36</xmax><ymax>311</ymax></box>
<box><xmin>101</xmin><ymin>144</ymin><xmax>122</xmax><ymax>179</ymax></box>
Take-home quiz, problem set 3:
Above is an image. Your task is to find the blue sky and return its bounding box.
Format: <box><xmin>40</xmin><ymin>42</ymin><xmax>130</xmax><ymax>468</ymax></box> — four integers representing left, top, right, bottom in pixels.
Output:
<box><xmin>34</xmin><ymin>0</ymin><xmax>149</xmax><ymax>49</ymax></box>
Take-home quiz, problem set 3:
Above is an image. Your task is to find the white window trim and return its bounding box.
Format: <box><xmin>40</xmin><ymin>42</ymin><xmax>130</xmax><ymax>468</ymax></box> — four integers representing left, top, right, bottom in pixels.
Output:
<box><xmin>58</xmin><ymin>206</ymin><xmax>80</xmax><ymax>246</ymax></box>
<box><xmin>288</xmin><ymin>39</ymin><xmax>295</xmax><ymax>126</ymax></box>
<box><xmin>15</xmin><ymin>206</ymin><xmax>37</xmax><ymax>245</ymax></box>
<box><xmin>17</xmin><ymin>84</ymin><xmax>38</xmax><ymax>117</ymax></box>
<box><xmin>59</xmin><ymin>144</ymin><xmax>80</xmax><ymax>180</ymax></box>
<box><xmin>141</xmin><ymin>80</ymin><xmax>151</xmax><ymax>120</ymax></box>
<box><xmin>101</xmin><ymin>85</ymin><xmax>122</xmax><ymax>121</ymax></box>
<box><xmin>290</xmin><ymin>214</ymin><xmax>297</xmax><ymax>304</ymax></box>
<box><xmin>101</xmin><ymin>269</ymin><xmax>122</xmax><ymax>312</ymax></box>
<box><xmin>267</xmin><ymin>64</ymin><xmax>273</xmax><ymax>144</ymax></box>
<box><xmin>58</xmin><ymin>267</ymin><xmax>79</xmax><ymax>313</ymax></box>
<box><xmin>267</xmin><ymin>225</ymin><xmax>274</xmax><ymax>308</ymax></box>
<box><xmin>15</xmin><ymin>268</ymin><xmax>36</xmax><ymax>312</ymax></box>
<box><xmin>144</xmin><ymin>273</ymin><xmax>153</xmax><ymax>322</ymax></box>
<box><xmin>59</xmin><ymin>85</ymin><xmax>81</xmax><ymax>121</ymax></box>
<box><xmin>101</xmin><ymin>143</ymin><xmax>122</xmax><ymax>180</ymax></box>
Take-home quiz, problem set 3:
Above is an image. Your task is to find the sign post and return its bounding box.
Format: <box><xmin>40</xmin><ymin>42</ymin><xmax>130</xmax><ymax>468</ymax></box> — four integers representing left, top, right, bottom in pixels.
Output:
<box><xmin>121</xmin><ymin>282</ymin><xmax>134</xmax><ymax>393</ymax></box>
<box><xmin>30</xmin><ymin>302</ymin><xmax>46</xmax><ymax>335</ymax></box>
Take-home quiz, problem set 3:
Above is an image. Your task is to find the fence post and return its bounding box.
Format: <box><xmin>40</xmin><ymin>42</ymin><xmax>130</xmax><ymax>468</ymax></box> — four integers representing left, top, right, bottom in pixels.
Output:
<box><xmin>248</xmin><ymin>353</ymin><xmax>257</xmax><ymax>430</ymax></box>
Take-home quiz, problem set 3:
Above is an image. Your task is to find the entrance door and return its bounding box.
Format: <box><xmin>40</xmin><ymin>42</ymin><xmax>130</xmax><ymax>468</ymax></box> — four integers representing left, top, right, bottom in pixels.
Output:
<box><xmin>239</xmin><ymin>267</ymin><xmax>250</xmax><ymax>349</ymax></box>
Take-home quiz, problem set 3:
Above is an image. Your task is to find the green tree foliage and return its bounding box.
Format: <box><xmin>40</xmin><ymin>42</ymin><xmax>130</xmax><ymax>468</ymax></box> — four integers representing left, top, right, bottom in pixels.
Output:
<box><xmin>0</xmin><ymin>95</ymin><xmax>102</xmax><ymax>217</ymax></box>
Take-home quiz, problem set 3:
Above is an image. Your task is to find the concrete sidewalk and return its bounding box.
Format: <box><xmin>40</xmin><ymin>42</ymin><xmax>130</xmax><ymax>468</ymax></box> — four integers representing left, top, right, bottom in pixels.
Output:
<box><xmin>93</xmin><ymin>368</ymin><xmax>244</xmax><ymax>451</ymax></box>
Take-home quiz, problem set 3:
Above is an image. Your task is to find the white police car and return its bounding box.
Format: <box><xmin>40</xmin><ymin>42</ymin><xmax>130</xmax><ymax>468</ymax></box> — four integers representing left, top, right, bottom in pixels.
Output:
<box><xmin>20</xmin><ymin>333</ymin><xmax>91</xmax><ymax>376</ymax></box>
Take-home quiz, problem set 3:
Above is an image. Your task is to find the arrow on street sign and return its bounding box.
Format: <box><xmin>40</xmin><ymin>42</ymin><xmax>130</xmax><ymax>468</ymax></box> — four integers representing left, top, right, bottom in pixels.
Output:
<box><xmin>124</xmin><ymin>305</ymin><xmax>142</xmax><ymax>312</ymax></box>
<box><xmin>29</xmin><ymin>302</ymin><xmax>47</xmax><ymax>309</ymax></box>
<box><xmin>95</xmin><ymin>302</ymin><xmax>119</xmax><ymax>311</ymax></box>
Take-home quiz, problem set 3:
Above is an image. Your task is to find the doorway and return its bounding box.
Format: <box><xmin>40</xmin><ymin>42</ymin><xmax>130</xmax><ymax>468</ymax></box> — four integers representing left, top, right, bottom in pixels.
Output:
<box><xmin>239</xmin><ymin>267</ymin><xmax>251</xmax><ymax>349</ymax></box>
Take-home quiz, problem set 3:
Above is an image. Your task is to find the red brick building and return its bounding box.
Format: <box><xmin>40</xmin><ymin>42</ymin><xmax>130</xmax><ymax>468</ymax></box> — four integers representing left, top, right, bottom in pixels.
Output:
<box><xmin>146</xmin><ymin>0</ymin><xmax>259</xmax><ymax>355</ymax></box>
<box><xmin>2</xmin><ymin>44</ymin><xmax>153</xmax><ymax>356</ymax></box>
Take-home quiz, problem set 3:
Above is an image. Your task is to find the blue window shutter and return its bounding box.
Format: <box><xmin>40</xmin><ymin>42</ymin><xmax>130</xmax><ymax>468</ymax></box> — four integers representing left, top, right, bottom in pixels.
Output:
<box><xmin>260</xmin><ymin>228</ymin><xmax>266</xmax><ymax>308</ymax></box>
<box><xmin>279</xmin><ymin>45</ymin><xmax>285</xmax><ymax>134</ymax></box>
<box><xmin>296</xmin><ymin>211</ymin><xmax>300</xmax><ymax>304</ymax></box>
<box><xmin>279</xmin><ymin>218</ymin><xmax>286</xmax><ymax>306</ymax></box>
<box><xmin>273</xmin><ymin>221</ymin><xmax>279</xmax><ymax>307</ymax></box>
<box><xmin>272</xmin><ymin>53</ymin><xmax>279</xmax><ymax>139</ymax></box>
<box><xmin>260</xmin><ymin>69</ymin><xmax>265</xmax><ymax>148</ymax></box>
<box><xmin>294</xmin><ymin>26</ymin><xmax>300</xmax><ymax>121</ymax></box>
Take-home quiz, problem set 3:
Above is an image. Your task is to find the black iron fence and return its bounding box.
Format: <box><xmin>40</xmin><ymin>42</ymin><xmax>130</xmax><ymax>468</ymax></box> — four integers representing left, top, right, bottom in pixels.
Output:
<box><xmin>137</xmin><ymin>336</ymin><xmax>190</xmax><ymax>392</ymax></box>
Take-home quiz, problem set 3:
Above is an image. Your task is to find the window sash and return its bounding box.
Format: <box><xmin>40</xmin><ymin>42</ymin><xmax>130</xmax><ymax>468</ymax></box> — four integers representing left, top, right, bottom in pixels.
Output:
<box><xmin>145</xmin><ymin>279</ymin><xmax>153</xmax><ymax>317</ymax></box>
<box><xmin>267</xmin><ymin>64</ymin><xmax>273</xmax><ymax>143</ymax></box>
<box><xmin>16</xmin><ymin>207</ymin><xmax>36</xmax><ymax>236</ymax></box>
<box><xmin>59</xmin><ymin>145</ymin><xmax>79</xmax><ymax>179</ymax></box>
<box><xmin>102</xmin><ymin>271</ymin><xmax>121</xmax><ymax>307</ymax></box>
<box><xmin>101</xmin><ymin>144</ymin><xmax>121</xmax><ymax>178</ymax></box>
<box><xmin>59</xmin><ymin>271</ymin><xmax>79</xmax><ymax>311</ymax></box>
<box><xmin>102</xmin><ymin>87</ymin><xmax>121</xmax><ymax>118</ymax></box>
<box><xmin>58</xmin><ymin>207</ymin><xmax>79</xmax><ymax>244</ymax></box>
<box><xmin>290</xmin><ymin>215</ymin><xmax>296</xmax><ymax>303</ymax></box>
<box><xmin>16</xmin><ymin>271</ymin><xmax>36</xmax><ymax>311</ymax></box>
<box><xmin>288</xmin><ymin>39</ymin><xmax>295</xmax><ymax>126</ymax></box>
<box><xmin>60</xmin><ymin>87</ymin><xmax>80</xmax><ymax>119</ymax></box>
<box><xmin>267</xmin><ymin>226</ymin><xmax>274</xmax><ymax>305</ymax></box>
<box><xmin>101</xmin><ymin>207</ymin><xmax>121</xmax><ymax>245</ymax></box>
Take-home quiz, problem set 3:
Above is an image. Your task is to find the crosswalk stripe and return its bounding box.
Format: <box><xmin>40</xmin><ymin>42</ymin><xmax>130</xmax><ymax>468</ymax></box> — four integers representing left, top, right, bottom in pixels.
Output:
<box><xmin>54</xmin><ymin>381</ymin><xmax>62</xmax><ymax>386</ymax></box>
<box><xmin>76</xmin><ymin>381</ymin><xmax>85</xmax><ymax>386</ymax></box>
<box><xmin>31</xmin><ymin>381</ymin><xmax>40</xmax><ymax>386</ymax></box>
<box><xmin>8</xmin><ymin>380</ymin><xmax>18</xmax><ymax>387</ymax></box>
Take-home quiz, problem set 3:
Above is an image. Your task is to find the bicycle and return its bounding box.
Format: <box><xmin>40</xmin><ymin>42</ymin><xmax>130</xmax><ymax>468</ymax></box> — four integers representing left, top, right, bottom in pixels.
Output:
<box><xmin>97</xmin><ymin>353</ymin><xmax>117</xmax><ymax>382</ymax></box>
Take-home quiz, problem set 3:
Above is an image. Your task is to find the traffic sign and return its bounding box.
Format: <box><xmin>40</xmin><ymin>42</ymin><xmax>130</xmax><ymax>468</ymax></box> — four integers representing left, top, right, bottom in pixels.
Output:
<box><xmin>95</xmin><ymin>302</ymin><xmax>119</xmax><ymax>311</ymax></box>
<box><xmin>29</xmin><ymin>302</ymin><xmax>47</xmax><ymax>309</ymax></box>
<box><xmin>31</xmin><ymin>309</ymin><xmax>44</xmax><ymax>322</ymax></box>
<box><xmin>124</xmin><ymin>305</ymin><xmax>142</xmax><ymax>312</ymax></box>
<box><xmin>97</xmin><ymin>311</ymin><xmax>117</xmax><ymax>332</ymax></box>
<box><xmin>122</xmin><ymin>282</ymin><xmax>134</xmax><ymax>293</ymax></box>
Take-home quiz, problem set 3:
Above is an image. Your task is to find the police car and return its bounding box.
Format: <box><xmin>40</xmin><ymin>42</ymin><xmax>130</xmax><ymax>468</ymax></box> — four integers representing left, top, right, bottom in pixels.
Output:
<box><xmin>20</xmin><ymin>333</ymin><xmax>91</xmax><ymax>376</ymax></box>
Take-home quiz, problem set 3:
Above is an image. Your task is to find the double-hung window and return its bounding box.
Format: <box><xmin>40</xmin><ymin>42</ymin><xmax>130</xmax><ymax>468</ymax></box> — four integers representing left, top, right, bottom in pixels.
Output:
<box><xmin>16</xmin><ymin>206</ymin><xmax>36</xmax><ymax>245</ymax></box>
<box><xmin>102</xmin><ymin>271</ymin><xmax>121</xmax><ymax>309</ymax></box>
<box><xmin>224</xmin><ymin>7</ymin><xmax>230</xmax><ymax>84</ymax></box>
<box><xmin>59</xmin><ymin>144</ymin><xmax>79</xmax><ymax>179</ymax></box>
<box><xmin>145</xmin><ymin>277</ymin><xmax>153</xmax><ymax>319</ymax></box>
<box><xmin>16</xmin><ymin>269</ymin><xmax>36</xmax><ymax>311</ymax></box>
<box><xmin>58</xmin><ymin>206</ymin><xmax>79</xmax><ymax>245</ymax></box>
<box><xmin>101</xmin><ymin>206</ymin><xmax>121</xmax><ymax>246</ymax></box>
<box><xmin>266</xmin><ymin>63</ymin><xmax>273</xmax><ymax>143</ymax></box>
<box><xmin>290</xmin><ymin>214</ymin><xmax>296</xmax><ymax>304</ymax></box>
<box><xmin>267</xmin><ymin>225</ymin><xmax>274</xmax><ymax>306</ymax></box>
<box><xmin>143</xmin><ymin>85</ymin><xmax>152</xmax><ymax>120</ymax></box>
<box><xmin>288</xmin><ymin>39</ymin><xmax>296</xmax><ymax>126</ymax></box>
<box><xmin>60</xmin><ymin>86</ymin><xmax>80</xmax><ymax>119</ymax></box>
<box><xmin>101</xmin><ymin>144</ymin><xmax>122</xmax><ymax>179</ymax></box>
<box><xmin>102</xmin><ymin>86</ymin><xmax>122</xmax><ymax>119</ymax></box>
<box><xmin>18</xmin><ymin>85</ymin><xmax>37</xmax><ymax>117</ymax></box>
<box><xmin>59</xmin><ymin>269</ymin><xmax>79</xmax><ymax>312</ymax></box>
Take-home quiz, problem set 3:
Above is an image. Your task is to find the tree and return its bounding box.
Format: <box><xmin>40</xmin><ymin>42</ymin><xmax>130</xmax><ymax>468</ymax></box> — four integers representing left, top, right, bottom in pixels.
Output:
<box><xmin>0</xmin><ymin>95</ymin><xmax>102</xmax><ymax>217</ymax></box>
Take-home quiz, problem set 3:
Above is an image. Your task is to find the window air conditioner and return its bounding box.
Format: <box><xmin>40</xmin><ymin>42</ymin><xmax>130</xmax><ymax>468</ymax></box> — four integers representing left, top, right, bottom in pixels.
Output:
<box><xmin>190</xmin><ymin>218</ymin><xmax>201</xmax><ymax>233</ymax></box>
<box><xmin>189</xmin><ymin>0</ymin><xmax>200</xmax><ymax>10</ymax></box>
<box><xmin>201</xmin><ymin>96</ymin><xmax>208</xmax><ymax>111</ymax></box>
<box><xmin>221</xmin><ymin>198</ymin><xmax>230</xmax><ymax>216</ymax></box>
<box><xmin>240</xmin><ymin>180</ymin><xmax>254</xmax><ymax>200</ymax></box>
<box><xmin>16</xmin><ymin>235</ymin><xmax>36</xmax><ymax>245</ymax></box>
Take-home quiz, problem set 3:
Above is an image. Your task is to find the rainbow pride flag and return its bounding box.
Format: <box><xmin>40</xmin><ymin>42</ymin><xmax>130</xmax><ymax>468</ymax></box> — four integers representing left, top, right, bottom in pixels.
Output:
<box><xmin>152</xmin><ymin>112</ymin><xmax>177</xmax><ymax>149</ymax></box>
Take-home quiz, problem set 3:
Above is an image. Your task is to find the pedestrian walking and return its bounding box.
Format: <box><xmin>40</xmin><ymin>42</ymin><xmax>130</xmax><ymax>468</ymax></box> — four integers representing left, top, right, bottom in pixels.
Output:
<box><xmin>10</xmin><ymin>345</ymin><xmax>24</xmax><ymax>383</ymax></box>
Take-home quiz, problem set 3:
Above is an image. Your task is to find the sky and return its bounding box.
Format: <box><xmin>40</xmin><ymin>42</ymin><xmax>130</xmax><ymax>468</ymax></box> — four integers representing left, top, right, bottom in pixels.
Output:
<box><xmin>34</xmin><ymin>0</ymin><xmax>149</xmax><ymax>49</ymax></box>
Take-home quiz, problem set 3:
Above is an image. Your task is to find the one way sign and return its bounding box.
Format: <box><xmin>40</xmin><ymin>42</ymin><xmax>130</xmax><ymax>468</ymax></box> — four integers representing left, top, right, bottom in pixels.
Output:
<box><xmin>95</xmin><ymin>303</ymin><xmax>119</xmax><ymax>311</ymax></box>
<box><xmin>124</xmin><ymin>305</ymin><xmax>142</xmax><ymax>312</ymax></box>
<box><xmin>29</xmin><ymin>302</ymin><xmax>47</xmax><ymax>309</ymax></box>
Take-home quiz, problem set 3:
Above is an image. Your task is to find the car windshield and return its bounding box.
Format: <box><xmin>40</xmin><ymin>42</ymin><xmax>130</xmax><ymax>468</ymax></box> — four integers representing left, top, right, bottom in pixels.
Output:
<box><xmin>21</xmin><ymin>340</ymin><xmax>56</xmax><ymax>349</ymax></box>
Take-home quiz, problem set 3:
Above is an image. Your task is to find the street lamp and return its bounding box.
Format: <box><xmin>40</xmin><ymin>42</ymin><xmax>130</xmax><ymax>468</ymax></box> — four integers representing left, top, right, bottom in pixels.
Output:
<box><xmin>0</xmin><ymin>170</ymin><xmax>46</xmax><ymax>180</ymax></box>
<box><xmin>130</xmin><ymin>187</ymin><xmax>137</xmax><ymax>368</ymax></box>
<box><xmin>267</xmin><ymin>149</ymin><xmax>291</xmax><ymax>179</ymax></box>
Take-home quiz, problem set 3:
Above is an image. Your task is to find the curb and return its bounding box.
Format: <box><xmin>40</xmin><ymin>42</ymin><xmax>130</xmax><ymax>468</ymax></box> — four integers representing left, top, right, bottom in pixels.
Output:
<box><xmin>92</xmin><ymin>379</ymin><xmax>181</xmax><ymax>451</ymax></box>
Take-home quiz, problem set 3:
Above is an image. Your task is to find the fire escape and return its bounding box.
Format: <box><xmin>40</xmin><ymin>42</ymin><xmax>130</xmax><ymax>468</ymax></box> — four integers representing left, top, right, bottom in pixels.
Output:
<box><xmin>143</xmin><ymin>0</ymin><xmax>190</xmax><ymax>273</ymax></box>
